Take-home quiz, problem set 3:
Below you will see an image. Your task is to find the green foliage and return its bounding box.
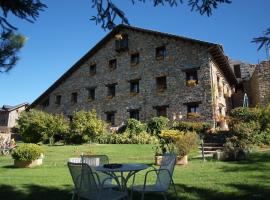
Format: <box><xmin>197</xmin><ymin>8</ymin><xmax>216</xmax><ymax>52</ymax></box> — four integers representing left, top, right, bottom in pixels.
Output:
<box><xmin>69</xmin><ymin>110</ymin><xmax>107</xmax><ymax>143</ymax></box>
<box><xmin>125</xmin><ymin>118</ymin><xmax>146</xmax><ymax>135</ymax></box>
<box><xmin>11</xmin><ymin>143</ymin><xmax>44</xmax><ymax>161</ymax></box>
<box><xmin>173</xmin><ymin>121</ymin><xmax>211</xmax><ymax>135</ymax></box>
<box><xmin>95</xmin><ymin>131</ymin><xmax>158</xmax><ymax>144</ymax></box>
<box><xmin>147</xmin><ymin>116</ymin><xmax>169</xmax><ymax>136</ymax></box>
<box><xmin>159</xmin><ymin>129</ymin><xmax>198</xmax><ymax>157</ymax></box>
<box><xmin>17</xmin><ymin>110</ymin><xmax>69</xmax><ymax>144</ymax></box>
<box><xmin>229</xmin><ymin>107</ymin><xmax>261</xmax><ymax>123</ymax></box>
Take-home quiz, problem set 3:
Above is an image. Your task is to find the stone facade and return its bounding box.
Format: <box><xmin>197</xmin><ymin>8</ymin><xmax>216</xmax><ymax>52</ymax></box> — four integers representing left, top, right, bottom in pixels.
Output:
<box><xmin>0</xmin><ymin>103</ymin><xmax>28</xmax><ymax>133</ymax></box>
<box><xmin>30</xmin><ymin>26</ymin><xmax>236</xmax><ymax>127</ymax></box>
<box><xmin>250</xmin><ymin>61</ymin><xmax>270</xmax><ymax>106</ymax></box>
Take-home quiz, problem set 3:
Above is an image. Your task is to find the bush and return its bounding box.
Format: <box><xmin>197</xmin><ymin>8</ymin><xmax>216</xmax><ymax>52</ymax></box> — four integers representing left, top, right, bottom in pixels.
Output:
<box><xmin>173</xmin><ymin>121</ymin><xmax>211</xmax><ymax>135</ymax></box>
<box><xmin>17</xmin><ymin>110</ymin><xmax>69</xmax><ymax>144</ymax></box>
<box><xmin>174</xmin><ymin>132</ymin><xmax>198</xmax><ymax>157</ymax></box>
<box><xmin>11</xmin><ymin>143</ymin><xmax>44</xmax><ymax>161</ymax></box>
<box><xmin>229</xmin><ymin>107</ymin><xmax>261</xmax><ymax>123</ymax></box>
<box><xmin>147</xmin><ymin>116</ymin><xmax>169</xmax><ymax>136</ymax></box>
<box><xmin>125</xmin><ymin>119</ymin><xmax>146</xmax><ymax>135</ymax></box>
<box><xmin>95</xmin><ymin>132</ymin><xmax>158</xmax><ymax>144</ymax></box>
<box><xmin>69</xmin><ymin>110</ymin><xmax>107</xmax><ymax>143</ymax></box>
<box><xmin>159</xmin><ymin>130</ymin><xmax>198</xmax><ymax>157</ymax></box>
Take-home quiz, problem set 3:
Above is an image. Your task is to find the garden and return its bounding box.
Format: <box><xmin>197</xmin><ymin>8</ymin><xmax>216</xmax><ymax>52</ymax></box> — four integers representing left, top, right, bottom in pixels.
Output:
<box><xmin>0</xmin><ymin>104</ymin><xmax>270</xmax><ymax>199</ymax></box>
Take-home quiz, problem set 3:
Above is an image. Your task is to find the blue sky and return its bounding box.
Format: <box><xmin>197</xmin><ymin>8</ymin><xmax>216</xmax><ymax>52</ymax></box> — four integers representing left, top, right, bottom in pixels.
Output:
<box><xmin>0</xmin><ymin>0</ymin><xmax>269</xmax><ymax>106</ymax></box>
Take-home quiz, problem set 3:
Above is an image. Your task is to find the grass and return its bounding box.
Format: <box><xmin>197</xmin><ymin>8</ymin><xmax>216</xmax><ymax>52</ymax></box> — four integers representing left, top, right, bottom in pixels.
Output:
<box><xmin>0</xmin><ymin>144</ymin><xmax>270</xmax><ymax>200</ymax></box>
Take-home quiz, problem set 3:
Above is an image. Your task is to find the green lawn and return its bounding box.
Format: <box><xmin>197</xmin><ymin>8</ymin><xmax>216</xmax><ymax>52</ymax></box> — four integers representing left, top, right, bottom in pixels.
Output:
<box><xmin>0</xmin><ymin>144</ymin><xmax>270</xmax><ymax>200</ymax></box>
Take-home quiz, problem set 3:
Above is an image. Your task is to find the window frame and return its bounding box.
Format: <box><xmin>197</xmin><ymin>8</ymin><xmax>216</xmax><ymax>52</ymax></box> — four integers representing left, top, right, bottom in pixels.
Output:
<box><xmin>156</xmin><ymin>76</ymin><xmax>167</xmax><ymax>91</ymax></box>
<box><xmin>106</xmin><ymin>83</ymin><xmax>117</xmax><ymax>98</ymax></box>
<box><xmin>55</xmin><ymin>95</ymin><xmax>62</xmax><ymax>105</ymax></box>
<box><xmin>155</xmin><ymin>46</ymin><xmax>166</xmax><ymax>60</ymax></box>
<box><xmin>130</xmin><ymin>79</ymin><xmax>140</xmax><ymax>94</ymax></box>
<box><xmin>130</xmin><ymin>53</ymin><xmax>139</xmax><ymax>66</ymax></box>
<box><xmin>108</xmin><ymin>59</ymin><xmax>117</xmax><ymax>70</ymax></box>
<box><xmin>89</xmin><ymin>64</ymin><xmax>97</xmax><ymax>75</ymax></box>
<box><xmin>106</xmin><ymin>111</ymin><xmax>116</xmax><ymax>126</ymax></box>
<box><xmin>87</xmin><ymin>87</ymin><xmax>96</xmax><ymax>101</ymax></box>
<box><xmin>71</xmin><ymin>92</ymin><xmax>78</xmax><ymax>104</ymax></box>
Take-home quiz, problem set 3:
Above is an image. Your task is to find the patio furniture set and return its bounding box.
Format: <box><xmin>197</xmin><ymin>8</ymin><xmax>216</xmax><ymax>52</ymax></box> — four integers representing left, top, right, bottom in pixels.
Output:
<box><xmin>67</xmin><ymin>154</ymin><xmax>179</xmax><ymax>200</ymax></box>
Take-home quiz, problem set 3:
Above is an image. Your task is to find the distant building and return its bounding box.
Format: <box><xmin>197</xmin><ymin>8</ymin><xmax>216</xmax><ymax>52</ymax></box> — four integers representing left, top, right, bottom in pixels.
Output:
<box><xmin>0</xmin><ymin>103</ymin><xmax>28</xmax><ymax>133</ymax></box>
<box><xmin>29</xmin><ymin>25</ymin><xmax>237</xmax><ymax>129</ymax></box>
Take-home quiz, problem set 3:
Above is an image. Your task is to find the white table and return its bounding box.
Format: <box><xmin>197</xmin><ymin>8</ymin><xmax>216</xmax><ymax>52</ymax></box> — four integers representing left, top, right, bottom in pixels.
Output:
<box><xmin>95</xmin><ymin>163</ymin><xmax>148</xmax><ymax>191</ymax></box>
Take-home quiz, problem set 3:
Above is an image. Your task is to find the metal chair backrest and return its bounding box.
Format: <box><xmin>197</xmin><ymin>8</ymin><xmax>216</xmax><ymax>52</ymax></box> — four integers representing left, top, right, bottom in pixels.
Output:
<box><xmin>156</xmin><ymin>153</ymin><xmax>177</xmax><ymax>190</ymax></box>
<box><xmin>68</xmin><ymin>162</ymin><xmax>99</xmax><ymax>199</ymax></box>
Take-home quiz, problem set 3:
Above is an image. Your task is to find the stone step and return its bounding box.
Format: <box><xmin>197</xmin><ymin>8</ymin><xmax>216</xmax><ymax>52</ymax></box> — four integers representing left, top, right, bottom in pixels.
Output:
<box><xmin>198</xmin><ymin>150</ymin><xmax>217</xmax><ymax>154</ymax></box>
<box><xmin>198</xmin><ymin>146</ymin><xmax>224</xmax><ymax>150</ymax></box>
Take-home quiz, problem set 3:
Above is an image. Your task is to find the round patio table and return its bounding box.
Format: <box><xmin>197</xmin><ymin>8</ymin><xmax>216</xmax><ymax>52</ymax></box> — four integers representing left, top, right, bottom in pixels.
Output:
<box><xmin>95</xmin><ymin>163</ymin><xmax>148</xmax><ymax>191</ymax></box>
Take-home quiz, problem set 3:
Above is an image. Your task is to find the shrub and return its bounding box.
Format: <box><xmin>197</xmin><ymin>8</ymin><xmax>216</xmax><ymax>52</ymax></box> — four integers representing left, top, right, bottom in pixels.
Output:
<box><xmin>173</xmin><ymin>121</ymin><xmax>211</xmax><ymax>135</ymax></box>
<box><xmin>17</xmin><ymin>110</ymin><xmax>69</xmax><ymax>144</ymax></box>
<box><xmin>69</xmin><ymin>110</ymin><xmax>107</xmax><ymax>143</ymax></box>
<box><xmin>11</xmin><ymin>143</ymin><xmax>44</xmax><ymax>161</ymax></box>
<box><xmin>125</xmin><ymin>119</ymin><xmax>146</xmax><ymax>135</ymax></box>
<box><xmin>174</xmin><ymin>132</ymin><xmax>198</xmax><ymax>157</ymax></box>
<box><xmin>229</xmin><ymin>107</ymin><xmax>261</xmax><ymax>123</ymax></box>
<box><xmin>147</xmin><ymin>116</ymin><xmax>169</xmax><ymax>136</ymax></box>
<box><xmin>95</xmin><ymin>132</ymin><xmax>158</xmax><ymax>144</ymax></box>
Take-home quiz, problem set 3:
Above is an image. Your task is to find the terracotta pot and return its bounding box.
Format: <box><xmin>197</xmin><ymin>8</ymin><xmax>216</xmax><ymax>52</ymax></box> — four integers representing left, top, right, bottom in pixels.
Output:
<box><xmin>155</xmin><ymin>155</ymin><xmax>188</xmax><ymax>165</ymax></box>
<box><xmin>14</xmin><ymin>158</ymin><xmax>43</xmax><ymax>168</ymax></box>
<box><xmin>155</xmin><ymin>155</ymin><xmax>163</xmax><ymax>166</ymax></box>
<box><xmin>176</xmin><ymin>155</ymin><xmax>188</xmax><ymax>165</ymax></box>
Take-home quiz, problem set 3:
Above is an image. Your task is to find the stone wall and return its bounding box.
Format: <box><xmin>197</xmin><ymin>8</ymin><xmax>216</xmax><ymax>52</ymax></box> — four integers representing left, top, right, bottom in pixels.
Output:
<box><xmin>250</xmin><ymin>61</ymin><xmax>270</xmax><ymax>106</ymax></box>
<box><xmin>35</xmin><ymin>28</ymin><xmax>234</xmax><ymax>127</ymax></box>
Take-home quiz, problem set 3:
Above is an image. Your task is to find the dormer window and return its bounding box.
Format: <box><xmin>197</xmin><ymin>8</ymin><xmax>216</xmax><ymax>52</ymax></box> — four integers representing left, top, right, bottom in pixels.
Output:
<box><xmin>115</xmin><ymin>33</ymin><xmax>128</xmax><ymax>52</ymax></box>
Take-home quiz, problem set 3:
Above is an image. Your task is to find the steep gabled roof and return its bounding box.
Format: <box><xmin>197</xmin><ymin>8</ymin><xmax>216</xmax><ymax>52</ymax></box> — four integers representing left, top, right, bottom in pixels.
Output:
<box><xmin>1</xmin><ymin>102</ymin><xmax>28</xmax><ymax>112</ymax></box>
<box><xmin>29</xmin><ymin>25</ymin><xmax>237</xmax><ymax>109</ymax></box>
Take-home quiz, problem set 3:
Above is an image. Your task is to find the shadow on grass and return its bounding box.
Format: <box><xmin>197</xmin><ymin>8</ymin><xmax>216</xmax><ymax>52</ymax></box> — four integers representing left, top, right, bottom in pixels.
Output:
<box><xmin>0</xmin><ymin>184</ymin><xmax>72</xmax><ymax>200</ymax></box>
<box><xmin>1</xmin><ymin>182</ymin><xmax>269</xmax><ymax>200</ymax></box>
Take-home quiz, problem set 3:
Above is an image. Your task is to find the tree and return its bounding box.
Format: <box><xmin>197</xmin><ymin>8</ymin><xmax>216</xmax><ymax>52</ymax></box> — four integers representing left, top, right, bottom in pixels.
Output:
<box><xmin>91</xmin><ymin>0</ymin><xmax>231</xmax><ymax>30</ymax></box>
<box><xmin>252</xmin><ymin>28</ymin><xmax>270</xmax><ymax>52</ymax></box>
<box><xmin>0</xmin><ymin>0</ymin><xmax>46</xmax><ymax>73</ymax></box>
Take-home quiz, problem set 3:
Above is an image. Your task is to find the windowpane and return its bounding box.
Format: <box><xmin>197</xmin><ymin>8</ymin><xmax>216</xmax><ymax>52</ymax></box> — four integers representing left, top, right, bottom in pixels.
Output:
<box><xmin>131</xmin><ymin>53</ymin><xmax>139</xmax><ymax>65</ymax></box>
<box><xmin>234</xmin><ymin>64</ymin><xmax>241</xmax><ymax>78</ymax></box>
<box><xmin>71</xmin><ymin>92</ymin><xmax>77</xmax><ymax>103</ymax></box>
<box><xmin>42</xmin><ymin>98</ymin><xmax>50</xmax><ymax>107</ymax></box>
<box><xmin>156</xmin><ymin>76</ymin><xmax>167</xmax><ymax>91</ymax></box>
<box><xmin>130</xmin><ymin>110</ymin><xmax>140</xmax><ymax>120</ymax></box>
<box><xmin>109</xmin><ymin>59</ymin><xmax>117</xmax><ymax>70</ymax></box>
<box><xmin>55</xmin><ymin>95</ymin><xmax>61</xmax><ymax>105</ymax></box>
<box><xmin>130</xmin><ymin>80</ymin><xmax>139</xmax><ymax>93</ymax></box>
<box><xmin>88</xmin><ymin>88</ymin><xmax>95</xmax><ymax>100</ymax></box>
<box><xmin>107</xmin><ymin>84</ymin><xmax>116</xmax><ymax>97</ymax></box>
<box><xmin>115</xmin><ymin>34</ymin><xmax>128</xmax><ymax>52</ymax></box>
<box><xmin>106</xmin><ymin>112</ymin><xmax>115</xmax><ymax>126</ymax></box>
<box><xmin>155</xmin><ymin>106</ymin><xmax>167</xmax><ymax>117</ymax></box>
<box><xmin>90</xmin><ymin>64</ymin><xmax>96</xmax><ymax>75</ymax></box>
<box><xmin>156</xmin><ymin>46</ymin><xmax>166</xmax><ymax>59</ymax></box>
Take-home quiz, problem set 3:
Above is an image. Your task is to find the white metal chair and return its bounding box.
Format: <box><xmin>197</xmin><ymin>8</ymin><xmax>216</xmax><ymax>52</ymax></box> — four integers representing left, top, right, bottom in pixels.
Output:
<box><xmin>68</xmin><ymin>162</ymin><xmax>128</xmax><ymax>200</ymax></box>
<box><xmin>81</xmin><ymin>155</ymin><xmax>115</xmax><ymax>188</ymax></box>
<box><xmin>130</xmin><ymin>153</ymin><xmax>179</xmax><ymax>200</ymax></box>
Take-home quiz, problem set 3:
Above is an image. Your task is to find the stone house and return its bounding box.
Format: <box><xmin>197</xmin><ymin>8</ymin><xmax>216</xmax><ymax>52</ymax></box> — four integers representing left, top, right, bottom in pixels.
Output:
<box><xmin>249</xmin><ymin>61</ymin><xmax>270</xmax><ymax>106</ymax></box>
<box><xmin>29</xmin><ymin>25</ymin><xmax>237</xmax><ymax>128</ymax></box>
<box><xmin>0</xmin><ymin>103</ymin><xmax>28</xmax><ymax>133</ymax></box>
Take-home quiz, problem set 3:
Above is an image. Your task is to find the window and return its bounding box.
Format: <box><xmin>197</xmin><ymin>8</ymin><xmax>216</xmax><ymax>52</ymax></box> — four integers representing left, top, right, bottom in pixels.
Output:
<box><xmin>107</xmin><ymin>83</ymin><xmax>117</xmax><ymax>97</ymax></box>
<box><xmin>156</xmin><ymin>46</ymin><xmax>166</xmax><ymax>60</ymax></box>
<box><xmin>129</xmin><ymin>109</ymin><xmax>140</xmax><ymax>120</ymax></box>
<box><xmin>55</xmin><ymin>95</ymin><xmax>61</xmax><ymax>105</ymax></box>
<box><xmin>130</xmin><ymin>53</ymin><xmax>139</xmax><ymax>65</ymax></box>
<box><xmin>42</xmin><ymin>98</ymin><xmax>50</xmax><ymax>107</ymax></box>
<box><xmin>130</xmin><ymin>80</ymin><xmax>140</xmax><ymax>93</ymax></box>
<box><xmin>187</xmin><ymin>104</ymin><xmax>199</xmax><ymax>113</ymax></box>
<box><xmin>234</xmin><ymin>64</ymin><xmax>241</xmax><ymax>78</ymax></box>
<box><xmin>109</xmin><ymin>59</ymin><xmax>117</xmax><ymax>70</ymax></box>
<box><xmin>87</xmin><ymin>88</ymin><xmax>95</xmax><ymax>100</ymax></box>
<box><xmin>156</xmin><ymin>76</ymin><xmax>167</xmax><ymax>91</ymax></box>
<box><xmin>67</xmin><ymin>115</ymin><xmax>73</xmax><ymax>122</ymax></box>
<box><xmin>186</xmin><ymin>71</ymin><xmax>198</xmax><ymax>86</ymax></box>
<box><xmin>154</xmin><ymin>106</ymin><xmax>168</xmax><ymax>117</ymax></box>
<box><xmin>115</xmin><ymin>34</ymin><xmax>128</xmax><ymax>52</ymax></box>
<box><xmin>71</xmin><ymin>92</ymin><xmax>78</xmax><ymax>103</ymax></box>
<box><xmin>106</xmin><ymin>112</ymin><xmax>116</xmax><ymax>126</ymax></box>
<box><xmin>89</xmin><ymin>64</ymin><xmax>96</xmax><ymax>75</ymax></box>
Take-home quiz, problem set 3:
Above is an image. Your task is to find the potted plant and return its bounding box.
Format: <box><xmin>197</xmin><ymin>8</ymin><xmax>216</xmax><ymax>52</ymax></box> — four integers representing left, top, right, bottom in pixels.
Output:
<box><xmin>174</xmin><ymin>132</ymin><xmax>198</xmax><ymax>164</ymax></box>
<box><xmin>186</xmin><ymin>80</ymin><xmax>197</xmax><ymax>87</ymax></box>
<box><xmin>11</xmin><ymin>143</ymin><xmax>44</xmax><ymax>168</ymax></box>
